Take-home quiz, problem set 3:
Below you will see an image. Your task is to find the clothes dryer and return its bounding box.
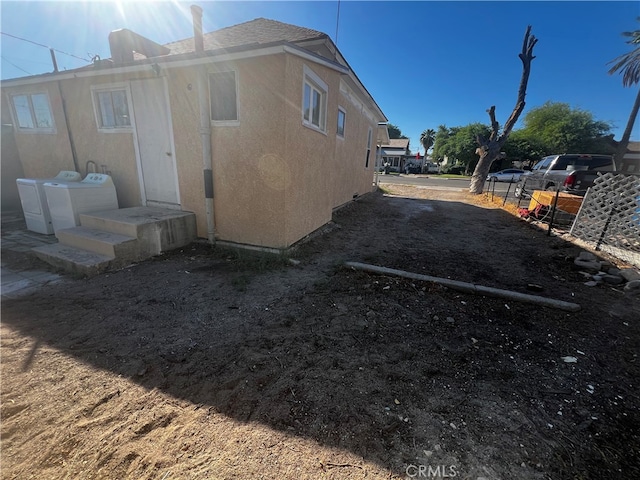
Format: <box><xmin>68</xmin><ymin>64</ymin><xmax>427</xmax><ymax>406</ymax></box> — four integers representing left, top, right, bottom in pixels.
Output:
<box><xmin>16</xmin><ymin>171</ymin><xmax>82</xmax><ymax>234</ymax></box>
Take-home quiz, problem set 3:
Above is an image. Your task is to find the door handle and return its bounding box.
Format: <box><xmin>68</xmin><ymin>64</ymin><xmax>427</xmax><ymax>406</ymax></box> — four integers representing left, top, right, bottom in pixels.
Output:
<box><xmin>166</xmin><ymin>152</ymin><xmax>172</xmax><ymax>156</ymax></box>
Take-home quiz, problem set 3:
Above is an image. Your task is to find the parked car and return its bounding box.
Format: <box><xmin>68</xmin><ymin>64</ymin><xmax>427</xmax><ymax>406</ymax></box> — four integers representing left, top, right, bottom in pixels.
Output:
<box><xmin>424</xmin><ymin>162</ymin><xmax>439</xmax><ymax>174</ymax></box>
<box><xmin>486</xmin><ymin>169</ymin><xmax>525</xmax><ymax>183</ymax></box>
<box><xmin>514</xmin><ymin>154</ymin><xmax>614</xmax><ymax>198</ymax></box>
<box><xmin>404</xmin><ymin>163</ymin><xmax>422</xmax><ymax>174</ymax></box>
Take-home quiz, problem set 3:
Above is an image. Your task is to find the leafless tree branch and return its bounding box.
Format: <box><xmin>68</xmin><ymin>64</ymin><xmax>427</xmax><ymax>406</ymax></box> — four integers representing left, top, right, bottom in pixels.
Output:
<box><xmin>501</xmin><ymin>26</ymin><xmax>537</xmax><ymax>141</ymax></box>
<box><xmin>487</xmin><ymin>106</ymin><xmax>500</xmax><ymax>142</ymax></box>
<box><xmin>469</xmin><ymin>26</ymin><xmax>538</xmax><ymax>194</ymax></box>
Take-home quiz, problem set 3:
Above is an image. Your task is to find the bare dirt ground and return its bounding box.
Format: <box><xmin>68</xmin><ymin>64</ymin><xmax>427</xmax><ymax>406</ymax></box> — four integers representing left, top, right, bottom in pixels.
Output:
<box><xmin>2</xmin><ymin>186</ymin><xmax>639</xmax><ymax>480</ymax></box>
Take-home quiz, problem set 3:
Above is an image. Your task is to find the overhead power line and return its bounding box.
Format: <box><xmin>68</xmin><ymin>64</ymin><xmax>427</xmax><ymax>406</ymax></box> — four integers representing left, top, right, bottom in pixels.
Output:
<box><xmin>1</xmin><ymin>31</ymin><xmax>91</xmax><ymax>63</ymax></box>
<box><xmin>1</xmin><ymin>55</ymin><xmax>32</xmax><ymax>75</ymax></box>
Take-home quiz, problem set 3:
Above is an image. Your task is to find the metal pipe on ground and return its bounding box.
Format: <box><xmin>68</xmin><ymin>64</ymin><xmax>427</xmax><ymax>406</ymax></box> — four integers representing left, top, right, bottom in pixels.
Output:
<box><xmin>344</xmin><ymin>261</ymin><xmax>581</xmax><ymax>312</ymax></box>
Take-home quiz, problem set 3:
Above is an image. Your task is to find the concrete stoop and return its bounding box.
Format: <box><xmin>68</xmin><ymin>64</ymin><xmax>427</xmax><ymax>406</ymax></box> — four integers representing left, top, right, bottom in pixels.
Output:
<box><xmin>32</xmin><ymin>207</ymin><xmax>197</xmax><ymax>276</ymax></box>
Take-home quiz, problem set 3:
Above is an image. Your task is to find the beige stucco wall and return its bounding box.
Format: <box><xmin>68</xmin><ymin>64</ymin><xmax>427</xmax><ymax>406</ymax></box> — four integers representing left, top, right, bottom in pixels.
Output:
<box><xmin>210</xmin><ymin>56</ymin><xmax>288</xmax><ymax>247</ymax></box>
<box><xmin>1</xmin><ymin>94</ymin><xmax>24</xmax><ymax>211</ymax></box>
<box><xmin>167</xmin><ymin>56</ymin><xmax>288</xmax><ymax>246</ymax></box>
<box><xmin>59</xmin><ymin>74</ymin><xmax>149</xmax><ymax>208</ymax></box>
<box><xmin>333</xmin><ymin>85</ymin><xmax>378</xmax><ymax>208</ymax></box>
<box><xmin>2</xmin><ymin>73</ymin><xmax>154</xmax><ymax>209</ymax></box>
<box><xmin>281</xmin><ymin>57</ymin><xmax>377</xmax><ymax>247</ymax></box>
<box><xmin>3</xmin><ymin>81</ymin><xmax>76</xmax><ymax>178</ymax></box>
<box><xmin>4</xmin><ymin>51</ymin><xmax>381</xmax><ymax>249</ymax></box>
<box><xmin>171</xmin><ymin>53</ymin><xmax>378</xmax><ymax>248</ymax></box>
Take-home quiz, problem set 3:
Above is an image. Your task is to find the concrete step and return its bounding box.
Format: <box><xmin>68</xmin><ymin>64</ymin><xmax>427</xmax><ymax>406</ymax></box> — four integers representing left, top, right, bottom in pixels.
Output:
<box><xmin>32</xmin><ymin>243</ymin><xmax>114</xmax><ymax>277</ymax></box>
<box><xmin>79</xmin><ymin>207</ymin><xmax>197</xmax><ymax>255</ymax></box>
<box><xmin>56</xmin><ymin>226</ymin><xmax>138</xmax><ymax>258</ymax></box>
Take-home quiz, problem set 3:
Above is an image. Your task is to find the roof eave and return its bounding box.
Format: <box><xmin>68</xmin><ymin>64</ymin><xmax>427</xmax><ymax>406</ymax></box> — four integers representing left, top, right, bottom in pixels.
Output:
<box><xmin>1</xmin><ymin>41</ymin><xmax>347</xmax><ymax>87</ymax></box>
<box><xmin>300</xmin><ymin>37</ymin><xmax>387</xmax><ymax>122</ymax></box>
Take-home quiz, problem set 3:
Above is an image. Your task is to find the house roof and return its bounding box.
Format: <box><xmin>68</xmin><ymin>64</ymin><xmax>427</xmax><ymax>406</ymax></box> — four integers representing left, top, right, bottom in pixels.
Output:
<box><xmin>627</xmin><ymin>141</ymin><xmax>640</xmax><ymax>153</ymax></box>
<box><xmin>382</xmin><ymin>139</ymin><xmax>410</xmax><ymax>149</ymax></box>
<box><xmin>1</xmin><ymin>16</ymin><xmax>386</xmax><ymax>122</ymax></box>
<box><xmin>164</xmin><ymin>18</ymin><xmax>327</xmax><ymax>55</ymax></box>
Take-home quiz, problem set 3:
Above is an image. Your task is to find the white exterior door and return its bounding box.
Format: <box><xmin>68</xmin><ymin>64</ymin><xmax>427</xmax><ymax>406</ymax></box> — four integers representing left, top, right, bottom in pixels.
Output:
<box><xmin>130</xmin><ymin>78</ymin><xmax>180</xmax><ymax>208</ymax></box>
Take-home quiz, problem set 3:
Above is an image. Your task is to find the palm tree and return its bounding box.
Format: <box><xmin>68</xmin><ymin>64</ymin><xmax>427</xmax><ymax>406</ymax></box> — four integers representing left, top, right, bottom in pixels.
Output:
<box><xmin>420</xmin><ymin>129</ymin><xmax>436</xmax><ymax>156</ymax></box>
<box><xmin>608</xmin><ymin>18</ymin><xmax>640</xmax><ymax>167</ymax></box>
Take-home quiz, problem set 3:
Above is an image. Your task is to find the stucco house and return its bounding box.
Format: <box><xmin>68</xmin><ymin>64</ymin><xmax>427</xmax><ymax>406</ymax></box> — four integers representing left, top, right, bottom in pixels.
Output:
<box><xmin>379</xmin><ymin>138</ymin><xmax>410</xmax><ymax>172</ymax></box>
<box><xmin>1</xmin><ymin>7</ymin><xmax>387</xmax><ymax>252</ymax></box>
<box><xmin>620</xmin><ymin>141</ymin><xmax>640</xmax><ymax>173</ymax></box>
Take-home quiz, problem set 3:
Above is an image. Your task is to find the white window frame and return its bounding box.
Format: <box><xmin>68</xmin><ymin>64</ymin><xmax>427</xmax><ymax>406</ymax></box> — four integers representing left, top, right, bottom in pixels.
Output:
<box><xmin>337</xmin><ymin>106</ymin><xmax>346</xmax><ymax>138</ymax></box>
<box><xmin>365</xmin><ymin>127</ymin><xmax>373</xmax><ymax>168</ymax></box>
<box><xmin>209</xmin><ymin>69</ymin><xmax>240</xmax><ymax>126</ymax></box>
<box><xmin>8</xmin><ymin>91</ymin><xmax>56</xmax><ymax>134</ymax></box>
<box><xmin>91</xmin><ymin>83</ymin><xmax>133</xmax><ymax>133</ymax></box>
<box><xmin>302</xmin><ymin>65</ymin><xmax>328</xmax><ymax>134</ymax></box>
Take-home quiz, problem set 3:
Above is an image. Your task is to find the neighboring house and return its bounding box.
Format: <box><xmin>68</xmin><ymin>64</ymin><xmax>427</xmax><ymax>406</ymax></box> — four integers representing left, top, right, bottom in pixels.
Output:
<box><xmin>620</xmin><ymin>141</ymin><xmax>640</xmax><ymax>173</ymax></box>
<box><xmin>1</xmin><ymin>9</ymin><xmax>386</xmax><ymax>250</ymax></box>
<box><xmin>379</xmin><ymin>138</ymin><xmax>409</xmax><ymax>172</ymax></box>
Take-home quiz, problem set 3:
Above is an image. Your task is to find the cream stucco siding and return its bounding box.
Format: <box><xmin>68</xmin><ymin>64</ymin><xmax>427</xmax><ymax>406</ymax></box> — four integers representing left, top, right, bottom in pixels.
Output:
<box><xmin>60</xmin><ymin>75</ymin><xmax>145</xmax><ymax>209</ymax></box>
<box><xmin>3</xmin><ymin>75</ymin><xmax>150</xmax><ymax>209</ymax></box>
<box><xmin>334</xmin><ymin>81</ymin><xmax>378</xmax><ymax>208</ymax></box>
<box><xmin>282</xmin><ymin>56</ymin><xmax>335</xmax><ymax>247</ymax></box>
<box><xmin>209</xmin><ymin>56</ymin><xmax>288</xmax><ymax>247</ymax></box>
<box><xmin>3</xmin><ymin>82</ymin><xmax>76</xmax><ymax>178</ymax></box>
<box><xmin>3</xmin><ymin>48</ymin><xmax>383</xmax><ymax>250</ymax></box>
<box><xmin>280</xmin><ymin>56</ymin><xmax>377</xmax><ymax>247</ymax></box>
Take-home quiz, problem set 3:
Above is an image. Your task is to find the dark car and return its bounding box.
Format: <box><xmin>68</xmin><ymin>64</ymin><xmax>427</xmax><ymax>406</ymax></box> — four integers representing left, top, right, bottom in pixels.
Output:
<box><xmin>514</xmin><ymin>154</ymin><xmax>614</xmax><ymax>198</ymax></box>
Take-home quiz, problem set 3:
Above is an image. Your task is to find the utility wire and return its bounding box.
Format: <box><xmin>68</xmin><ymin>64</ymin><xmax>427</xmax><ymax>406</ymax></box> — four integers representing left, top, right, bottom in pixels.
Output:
<box><xmin>1</xmin><ymin>31</ymin><xmax>91</xmax><ymax>63</ymax></box>
<box><xmin>1</xmin><ymin>56</ymin><xmax>31</xmax><ymax>75</ymax></box>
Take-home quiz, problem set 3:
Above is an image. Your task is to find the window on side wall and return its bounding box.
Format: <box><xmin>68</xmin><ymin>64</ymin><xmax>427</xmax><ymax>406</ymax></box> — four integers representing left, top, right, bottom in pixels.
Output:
<box><xmin>302</xmin><ymin>65</ymin><xmax>327</xmax><ymax>133</ymax></box>
<box><xmin>10</xmin><ymin>92</ymin><xmax>55</xmax><ymax>133</ymax></box>
<box><xmin>209</xmin><ymin>71</ymin><xmax>238</xmax><ymax>124</ymax></box>
<box><xmin>365</xmin><ymin>127</ymin><xmax>373</xmax><ymax>168</ymax></box>
<box><xmin>337</xmin><ymin>107</ymin><xmax>346</xmax><ymax>138</ymax></box>
<box><xmin>91</xmin><ymin>86</ymin><xmax>131</xmax><ymax>132</ymax></box>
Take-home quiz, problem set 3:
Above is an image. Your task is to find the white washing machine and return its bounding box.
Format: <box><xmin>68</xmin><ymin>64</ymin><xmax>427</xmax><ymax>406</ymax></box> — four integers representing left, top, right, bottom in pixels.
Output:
<box><xmin>44</xmin><ymin>173</ymin><xmax>119</xmax><ymax>234</ymax></box>
<box><xmin>16</xmin><ymin>171</ymin><xmax>82</xmax><ymax>234</ymax></box>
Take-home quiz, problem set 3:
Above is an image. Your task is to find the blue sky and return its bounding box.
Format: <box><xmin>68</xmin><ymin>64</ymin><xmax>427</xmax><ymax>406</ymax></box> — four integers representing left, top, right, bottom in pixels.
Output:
<box><xmin>1</xmin><ymin>1</ymin><xmax>638</xmax><ymax>152</ymax></box>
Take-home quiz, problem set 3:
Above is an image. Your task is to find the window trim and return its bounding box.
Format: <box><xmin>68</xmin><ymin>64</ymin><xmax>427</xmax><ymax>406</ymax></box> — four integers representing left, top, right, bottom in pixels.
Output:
<box><xmin>90</xmin><ymin>83</ymin><xmax>133</xmax><ymax>133</ymax></box>
<box><xmin>337</xmin><ymin>106</ymin><xmax>346</xmax><ymax>138</ymax></box>
<box><xmin>365</xmin><ymin>127</ymin><xmax>373</xmax><ymax>168</ymax></box>
<box><xmin>8</xmin><ymin>91</ymin><xmax>56</xmax><ymax>134</ymax></box>
<box><xmin>209</xmin><ymin>69</ymin><xmax>240</xmax><ymax>126</ymax></box>
<box><xmin>301</xmin><ymin>65</ymin><xmax>328</xmax><ymax>134</ymax></box>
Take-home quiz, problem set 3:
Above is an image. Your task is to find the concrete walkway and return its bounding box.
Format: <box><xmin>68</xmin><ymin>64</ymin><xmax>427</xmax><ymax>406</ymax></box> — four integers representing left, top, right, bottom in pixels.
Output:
<box><xmin>1</xmin><ymin>211</ymin><xmax>64</xmax><ymax>299</ymax></box>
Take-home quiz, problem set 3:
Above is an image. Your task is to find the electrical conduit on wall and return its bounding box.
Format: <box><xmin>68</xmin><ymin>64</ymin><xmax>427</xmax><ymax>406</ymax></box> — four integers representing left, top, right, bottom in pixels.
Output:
<box><xmin>192</xmin><ymin>4</ymin><xmax>215</xmax><ymax>243</ymax></box>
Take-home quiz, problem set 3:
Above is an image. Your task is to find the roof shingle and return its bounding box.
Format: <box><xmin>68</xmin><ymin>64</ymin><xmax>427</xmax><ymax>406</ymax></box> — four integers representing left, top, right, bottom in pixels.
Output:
<box><xmin>384</xmin><ymin>139</ymin><xmax>410</xmax><ymax>149</ymax></box>
<box><xmin>164</xmin><ymin>18</ymin><xmax>327</xmax><ymax>55</ymax></box>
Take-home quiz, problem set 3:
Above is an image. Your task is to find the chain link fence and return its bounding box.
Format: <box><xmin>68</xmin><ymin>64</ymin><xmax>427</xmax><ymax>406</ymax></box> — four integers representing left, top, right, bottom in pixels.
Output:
<box><xmin>570</xmin><ymin>173</ymin><xmax>640</xmax><ymax>267</ymax></box>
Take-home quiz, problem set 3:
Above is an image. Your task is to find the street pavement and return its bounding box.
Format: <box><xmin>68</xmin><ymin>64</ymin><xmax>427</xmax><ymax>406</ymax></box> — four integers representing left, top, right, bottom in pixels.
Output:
<box><xmin>376</xmin><ymin>173</ymin><xmax>518</xmax><ymax>194</ymax></box>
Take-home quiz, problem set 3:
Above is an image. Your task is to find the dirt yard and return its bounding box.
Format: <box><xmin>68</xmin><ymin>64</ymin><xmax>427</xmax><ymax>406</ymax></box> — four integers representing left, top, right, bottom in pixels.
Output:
<box><xmin>2</xmin><ymin>186</ymin><xmax>639</xmax><ymax>480</ymax></box>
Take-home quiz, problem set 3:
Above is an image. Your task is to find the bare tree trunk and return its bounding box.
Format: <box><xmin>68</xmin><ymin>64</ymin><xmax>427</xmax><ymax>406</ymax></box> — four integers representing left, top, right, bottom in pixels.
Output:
<box><xmin>470</xmin><ymin>143</ymin><xmax>502</xmax><ymax>192</ymax></box>
<box><xmin>469</xmin><ymin>26</ymin><xmax>538</xmax><ymax>194</ymax></box>
<box><xmin>614</xmin><ymin>87</ymin><xmax>640</xmax><ymax>169</ymax></box>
